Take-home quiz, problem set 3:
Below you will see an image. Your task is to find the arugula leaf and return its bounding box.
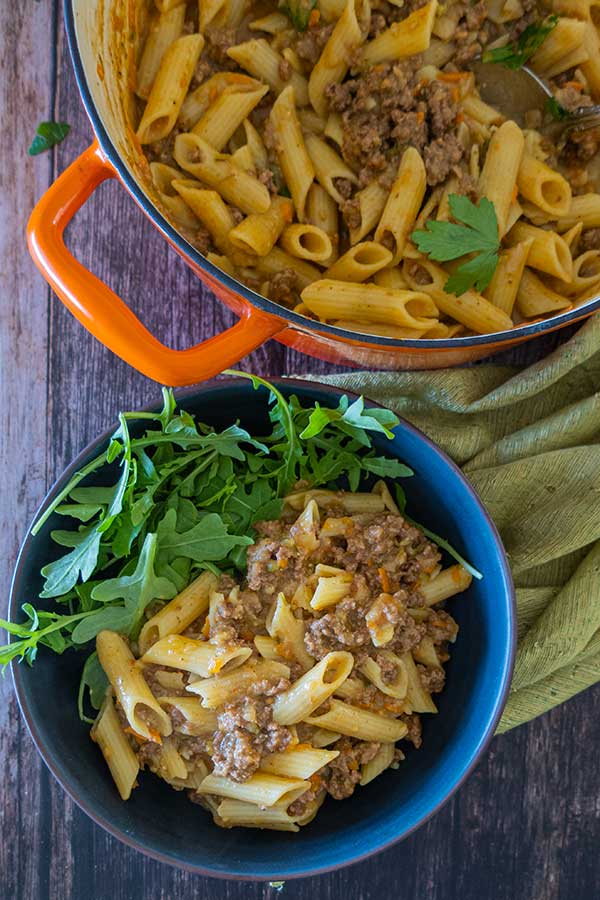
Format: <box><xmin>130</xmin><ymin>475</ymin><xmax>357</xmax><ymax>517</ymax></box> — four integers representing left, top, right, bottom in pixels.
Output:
<box><xmin>545</xmin><ymin>96</ymin><xmax>568</xmax><ymax>121</ymax></box>
<box><xmin>28</xmin><ymin>121</ymin><xmax>71</xmax><ymax>156</ymax></box>
<box><xmin>282</xmin><ymin>0</ymin><xmax>317</xmax><ymax>31</ymax></box>
<box><xmin>40</xmin><ymin>527</ymin><xmax>102</xmax><ymax>597</ymax></box>
<box><xmin>411</xmin><ymin>194</ymin><xmax>499</xmax><ymax>296</ymax></box>
<box><xmin>156</xmin><ymin>509</ymin><xmax>253</xmax><ymax>565</ymax></box>
<box><xmin>482</xmin><ymin>16</ymin><xmax>558</xmax><ymax>70</ymax></box>
<box><xmin>78</xmin><ymin>651</ymin><xmax>109</xmax><ymax>723</ymax></box>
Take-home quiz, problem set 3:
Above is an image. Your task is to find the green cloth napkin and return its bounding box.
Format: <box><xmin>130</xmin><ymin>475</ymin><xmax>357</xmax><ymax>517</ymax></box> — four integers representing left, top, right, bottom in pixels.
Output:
<box><xmin>310</xmin><ymin>314</ymin><xmax>600</xmax><ymax>732</ymax></box>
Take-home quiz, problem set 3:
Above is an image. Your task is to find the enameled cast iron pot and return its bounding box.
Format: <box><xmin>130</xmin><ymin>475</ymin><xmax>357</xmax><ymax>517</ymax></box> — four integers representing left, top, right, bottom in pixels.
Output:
<box><xmin>11</xmin><ymin>378</ymin><xmax>516</xmax><ymax>878</ymax></box>
<box><xmin>27</xmin><ymin>1</ymin><xmax>600</xmax><ymax>385</ymax></box>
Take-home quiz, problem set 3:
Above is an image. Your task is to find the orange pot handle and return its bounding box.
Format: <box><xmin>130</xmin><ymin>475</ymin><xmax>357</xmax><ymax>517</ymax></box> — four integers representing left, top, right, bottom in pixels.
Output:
<box><xmin>27</xmin><ymin>142</ymin><xmax>287</xmax><ymax>385</ymax></box>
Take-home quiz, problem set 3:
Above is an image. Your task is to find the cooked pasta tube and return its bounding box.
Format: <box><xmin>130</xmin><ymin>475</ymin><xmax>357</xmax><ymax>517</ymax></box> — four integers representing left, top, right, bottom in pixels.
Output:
<box><xmin>461</xmin><ymin>93</ymin><xmax>503</xmax><ymax>126</ymax></box>
<box><xmin>174</xmin><ymin>134</ymin><xmax>271</xmax><ymax>214</ymax></box>
<box><xmin>419</xmin><ymin>564</ymin><xmax>472</xmax><ymax>606</ymax></box>
<box><xmin>253</xmin><ymin>634</ymin><xmax>284</xmax><ymax>661</ymax></box>
<box><xmin>269</xmin><ymin>86</ymin><xmax>315</xmax><ymax>221</ymax></box>
<box><xmin>478</xmin><ymin>120</ymin><xmax>524</xmax><ymax>236</ymax></box>
<box><xmin>137</xmin><ymin>34</ymin><xmax>204</xmax><ymax>143</ymax></box>
<box><xmin>179</xmin><ymin>72</ymin><xmax>257</xmax><ymax>131</ymax></box>
<box><xmin>310</xmin><ymin>728</ymin><xmax>342</xmax><ymax>748</ymax></box>
<box><xmin>136</xmin><ymin>4</ymin><xmax>186</xmax><ymax>100</ymax></box>
<box><xmin>483</xmin><ymin>240</ymin><xmax>533</xmax><ymax>315</ymax></box>
<box><xmin>254</xmin><ymin>247</ymin><xmax>321</xmax><ymax>289</ymax></box>
<box><xmin>365</xmin><ymin>593</ymin><xmax>397</xmax><ymax>647</ymax></box>
<box><xmin>301</xmin><ymin>281</ymin><xmax>439</xmax><ymax>329</ymax></box>
<box><xmin>215</xmin><ymin>801</ymin><xmax>300</xmax><ymax>832</ymax></box>
<box><xmin>228</xmin><ymin>197</ymin><xmax>293</xmax><ymax>256</ymax></box>
<box><xmin>227</xmin><ymin>39</ymin><xmax>309</xmax><ymax>106</ymax></box>
<box><xmin>517</xmin><ymin>153</ymin><xmax>572</xmax><ymax>218</ymax></box>
<box><xmin>260</xmin><ymin>747</ymin><xmax>339</xmax><ymax>779</ymax></box>
<box><xmin>140</xmin><ymin>634</ymin><xmax>252</xmax><ymax>676</ymax></box>
<box><xmin>239</xmin><ymin>117</ymin><xmax>268</xmax><ymax>170</ymax></box>
<box><xmin>280</xmin><ymin>224</ymin><xmax>333</xmax><ymax>262</ymax></box>
<box><xmin>581</xmin><ymin>21</ymin><xmax>600</xmax><ymax>94</ymax></box>
<box><xmin>96</xmin><ymin>631</ymin><xmax>172</xmax><ymax>739</ymax></box>
<box><xmin>266</xmin><ymin>593</ymin><xmax>314</xmax><ymax>670</ymax></box>
<box><xmin>149</xmin><ymin>163</ymin><xmax>200</xmax><ymax>230</ymax></box>
<box><xmin>324</xmin><ymin>112</ymin><xmax>344</xmax><ymax>147</ymax></box>
<box><xmin>91</xmin><ymin>693</ymin><xmax>140</xmax><ymax>800</ymax></box>
<box><xmin>559</xmin><ymin>249</ymin><xmax>600</xmax><ymax>296</ymax></box>
<box><xmin>304</xmin><ymin>134</ymin><xmax>358</xmax><ymax>205</ymax></box>
<box><xmin>360</xmin><ymin>653</ymin><xmax>408</xmax><ymax>699</ymax></box>
<box><xmin>156</xmin><ymin>737</ymin><xmax>188</xmax><ymax>781</ymax></box>
<box><xmin>198</xmin><ymin>0</ymin><xmax>228</xmax><ymax>31</ymax></box>
<box><xmin>401</xmin><ymin>651</ymin><xmax>437</xmax><ymax>713</ymax></box>
<box><xmin>248</xmin><ymin>11</ymin><xmax>289</xmax><ymax>33</ymax></box>
<box><xmin>417</xmin><ymin>283</ymin><xmax>514</xmax><ymax>334</ymax></box>
<box><xmin>325</xmin><ymin>242</ymin><xmax>393</xmax><ymax>282</ymax></box>
<box><xmin>196</xmin><ymin>773</ymin><xmax>310</xmax><ymax>807</ymax></box>
<box><xmin>172</xmin><ymin>183</ymin><xmax>241</xmax><ymax>258</ymax></box>
<box><xmin>306</xmin><ymin>183</ymin><xmax>339</xmax><ymax>263</ymax></box>
<box><xmin>272</xmin><ymin>651</ymin><xmax>354</xmax><ymax>725</ymax></box>
<box><xmin>138</xmin><ymin>571</ymin><xmax>217</xmax><ymax>654</ymax></box>
<box><xmin>516</xmin><ymin>269</ymin><xmax>573</xmax><ymax>316</ymax></box>
<box><xmin>360</xmin><ymin>743</ymin><xmax>396</xmax><ymax>786</ymax></box>
<box><xmin>530</xmin><ymin>17</ymin><xmax>587</xmax><ymax>75</ymax></box>
<box><xmin>506</xmin><ymin>222</ymin><xmax>573</xmax><ymax>282</ymax></box>
<box><xmin>156</xmin><ymin>697</ymin><xmax>218</xmax><ymax>735</ymax></box>
<box><xmin>557</xmin><ymin>193</ymin><xmax>600</xmax><ymax>230</ymax></box>
<box><xmin>372</xmin><ymin>267</ymin><xmax>409</xmax><ymax>289</ymax></box>
<box><xmin>191</xmin><ymin>82</ymin><xmax>269</xmax><ymax>150</ymax></box>
<box><xmin>305</xmin><ymin>699</ymin><xmax>409</xmax><ymax>742</ymax></box>
<box><xmin>413</xmin><ymin>637</ymin><xmax>442</xmax><ymax>669</ymax></box>
<box><xmin>308</xmin><ymin>0</ymin><xmax>368</xmax><ymax>117</ymax></box>
<box><xmin>187</xmin><ymin>659</ymin><xmax>291</xmax><ymax>707</ymax></box>
<box><xmin>375</xmin><ymin>147</ymin><xmax>427</xmax><ymax>264</ymax></box>
<box><xmin>348</xmin><ymin>181</ymin><xmax>389</xmax><ymax>245</ymax></box>
<box><xmin>284</xmin><ymin>488</ymin><xmax>386</xmax><ymax>513</ymax></box>
<box><xmin>310</xmin><ymin>573</ymin><xmax>353</xmax><ymax>610</ymax></box>
<box><xmin>361</xmin><ymin>0</ymin><xmax>438</xmax><ymax>66</ymax></box>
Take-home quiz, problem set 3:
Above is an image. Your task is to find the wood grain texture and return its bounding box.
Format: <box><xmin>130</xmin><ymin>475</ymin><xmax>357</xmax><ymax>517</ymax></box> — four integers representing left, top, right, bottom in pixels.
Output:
<box><xmin>1</xmin><ymin>2</ymin><xmax>599</xmax><ymax>898</ymax></box>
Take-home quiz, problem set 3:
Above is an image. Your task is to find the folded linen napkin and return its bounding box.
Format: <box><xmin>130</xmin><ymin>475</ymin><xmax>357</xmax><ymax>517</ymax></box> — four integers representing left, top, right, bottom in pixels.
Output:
<box><xmin>310</xmin><ymin>314</ymin><xmax>600</xmax><ymax>732</ymax></box>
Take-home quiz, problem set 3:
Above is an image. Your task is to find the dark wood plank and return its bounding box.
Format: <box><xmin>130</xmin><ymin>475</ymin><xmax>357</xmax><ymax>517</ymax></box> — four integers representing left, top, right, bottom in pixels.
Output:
<box><xmin>2</xmin><ymin>2</ymin><xmax>600</xmax><ymax>899</ymax></box>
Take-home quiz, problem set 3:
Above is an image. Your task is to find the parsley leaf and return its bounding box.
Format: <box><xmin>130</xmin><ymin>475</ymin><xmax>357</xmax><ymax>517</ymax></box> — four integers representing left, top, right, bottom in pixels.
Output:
<box><xmin>28</xmin><ymin>121</ymin><xmax>71</xmax><ymax>156</ymax></box>
<box><xmin>411</xmin><ymin>194</ymin><xmax>500</xmax><ymax>296</ymax></box>
<box><xmin>545</xmin><ymin>96</ymin><xmax>568</xmax><ymax>121</ymax></box>
<box><xmin>482</xmin><ymin>16</ymin><xmax>558</xmax><ymax>70</ymax></box>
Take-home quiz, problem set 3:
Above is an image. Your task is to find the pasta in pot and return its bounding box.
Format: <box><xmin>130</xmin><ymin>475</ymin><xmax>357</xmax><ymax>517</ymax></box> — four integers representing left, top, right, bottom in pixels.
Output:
<box><xmin>130</xmin><ymin>0</ymin><xmax>600</xmax><ymax>337</ymax></box>
<box><xmin>92</xmin><ymin>488</ymin><xmax>472</xmax><ymax>831</ymax></box>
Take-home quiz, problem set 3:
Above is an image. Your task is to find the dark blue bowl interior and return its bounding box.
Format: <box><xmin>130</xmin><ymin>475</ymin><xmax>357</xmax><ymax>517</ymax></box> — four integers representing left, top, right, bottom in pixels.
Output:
<box><xmin>11</xmin><ymin>378</ymin><xmax>515</xmax><ymax>880</ymax></box>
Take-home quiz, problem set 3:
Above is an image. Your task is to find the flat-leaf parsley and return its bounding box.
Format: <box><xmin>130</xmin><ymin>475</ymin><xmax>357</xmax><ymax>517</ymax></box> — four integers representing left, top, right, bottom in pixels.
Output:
<box><xmin>411</xmin><ymin>194</ymin><xmax>500</xmax><ymax>296</ymax></box>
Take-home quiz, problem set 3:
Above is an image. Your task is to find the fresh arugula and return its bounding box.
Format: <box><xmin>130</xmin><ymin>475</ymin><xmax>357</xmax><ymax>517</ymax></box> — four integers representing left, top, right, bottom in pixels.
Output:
<box><xmin>1</xmin><ymin>375</ymin><xmax>480</xmax><ymax>717</ymax></box>
<box><xmin>28</xmin><ymin>121</ymin><xmax>71</xmax><ymax>156</ymax></box>
<box><xmin>411</xmin><ymin>194</ymin><xmax>500</xmax><ymax>296</ymax></box>
<box><xmin>282</xmin><ymin>0</ymin><xmax>317</xmax><ymax>31</ymax></box>
<box><xmin>482</xmin><ymin>16</ymin><xmax>558</xmax><ymax>70</ymax></box>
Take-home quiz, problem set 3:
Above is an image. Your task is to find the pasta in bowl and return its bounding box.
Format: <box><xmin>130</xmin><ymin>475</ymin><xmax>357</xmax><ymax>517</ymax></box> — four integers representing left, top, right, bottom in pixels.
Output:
<box><xmin>135</xmin><ymin>0</ymin><xmax>600</xmax><ymax>339</ymax></box>
<box><xmin>9</xmin><ymin>378</ymin><xmax>515</xmax><ymax>877</ymax></box>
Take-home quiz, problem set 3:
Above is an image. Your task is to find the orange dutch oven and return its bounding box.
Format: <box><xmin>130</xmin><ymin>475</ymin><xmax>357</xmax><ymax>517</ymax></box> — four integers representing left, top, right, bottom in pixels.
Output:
<box><xmin>27</xmin><ymin>0</ymin><xmax>600</xmax><ymax>386</ymax></box>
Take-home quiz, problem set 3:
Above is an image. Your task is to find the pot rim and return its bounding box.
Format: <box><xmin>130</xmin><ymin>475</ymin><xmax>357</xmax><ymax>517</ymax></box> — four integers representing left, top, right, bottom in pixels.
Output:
<box><xmin>64</xmin><ymin>0</ymin><xmax>600</xmax><ymax>351</ymax></box>
<box><xmin>11</xmin><ymin>376</ymin><xmax>516</xmax><ymax>880</ymax></box>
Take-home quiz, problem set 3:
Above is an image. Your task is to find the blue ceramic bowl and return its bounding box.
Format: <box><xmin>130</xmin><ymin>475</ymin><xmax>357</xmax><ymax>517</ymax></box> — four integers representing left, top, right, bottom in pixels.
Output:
<box><xmin>10</xmin><ymin>378</ymin><xmax>515</xmax><ymax>880</ymax></box>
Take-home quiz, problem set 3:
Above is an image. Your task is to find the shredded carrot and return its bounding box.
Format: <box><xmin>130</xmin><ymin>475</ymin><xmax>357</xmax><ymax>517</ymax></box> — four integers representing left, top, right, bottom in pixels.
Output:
<box><xmin>437</xmin><ymin>71</ymin><xmax>467</xmax><ymax>83</ymax></box>
<box><xmin>209</xmin><ymin>85</ymin><xmax>219</xmax><ymax>101</ymax></box>
<box><xmin>201</xmin><ymin>618</ymin><xmax>210</xmax><ymax>637</ymax></box>
<box><xmin>451</xmin><ymin>86</ymin><xmax>460</xmax><ymax>103</ymax></box>
<box><xmin>416</xmin><ymin>110</ymin><xmax>425</xmax><ymax>124</ymax></box>
<box><xmin>278</xmin><ymin>557</ymin><xmax>289</xmax><ymax>569</ymax></box>
<box><xmin>563</xmin><ymin>80</ymin><xmax>583</xmax><ymax>91</ymax></box>
<box><xmin>123</xmin><ymin>726</ymin><xmax>145</xmax><ymax>742</ymax></box>
<box><xmin>148</xmin><ymin>727</ymin><xmax>163</xmax><ymax>745</ymax></box>
<box><xmin>282</xmin><ymin>200</ymin><xmax>294</xmax><ymax>223</ymax></box>
<box><xmin>455</xmin><ymin>111</ymin><xmax>464</xmax><ymax>124</ymax></box>
<box><xmin>275</xmin><ymin>641</ymin><xmax>295</xmax><ymax>660</ymax></box>
<box><xmin>310</xmin><ymin>774</ymin><xmax>323</xmax><ymax>789</ymax></box>
<box><xmin>378</xmin><ymin>567</ymin><xmax>391</xmax><ymax>593</ymax></box>
<box><xmin>293</xmin><ymin>743</ymin><xmax>312</xmax><ymax>751</ymax></box>
<box><xmin>309</xmin><ymin>8</ymin><xmax>320</xmax><ymax>26</ymax></box>
<box><xmin>348</xmin><ymin>759</ymin><xmax>359</xmax><ymax>771</ymax></box>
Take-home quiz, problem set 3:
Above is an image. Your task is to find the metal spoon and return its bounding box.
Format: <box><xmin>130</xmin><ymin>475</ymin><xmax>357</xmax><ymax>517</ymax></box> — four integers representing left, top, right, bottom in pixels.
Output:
<box><xmin>470</xmin><ymin>60</ymin><xmax>600</xmax><ymax>138</ymax></box>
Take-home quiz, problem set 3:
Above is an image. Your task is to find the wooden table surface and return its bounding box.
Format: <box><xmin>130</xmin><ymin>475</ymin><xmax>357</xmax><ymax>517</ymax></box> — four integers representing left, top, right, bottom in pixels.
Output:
<box><xmin>2</xmin><ymin>3</ymin><xmax>599</xmax><ymax>898</ymax></box>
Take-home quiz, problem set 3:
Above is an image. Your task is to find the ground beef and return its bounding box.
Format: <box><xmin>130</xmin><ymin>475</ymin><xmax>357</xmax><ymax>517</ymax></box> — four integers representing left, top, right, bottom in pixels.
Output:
<box><xmin>579</xmin><ymin>228</ymin><xmax>600</xmax><ymax>252</ymax></box>
<box><xmin>424</xmin><ymin>133</ymin><xmax>465</xmax><ymax>186</ymax></box>
<box><xmin>391</xmin><ymin>110</ymin><xmax>428</xmax><ymax>152</ymax></box>
<box><xmin>401</xmin><ymin>713</ymin><xmax>422</xmax><ymax>748</ymax></box>
<box><xmin>334</xmin><ymin>177</ymin><xmax>354</xmax><ymax>200</ymax></box>
<box><xmin>211</xmin><ymin>694</ymin><xmax>292</xmax><ymax>782</ymax></box>
<box><xmin>425</xmin><ymin>609</ymin><xmax>459</xmax><ymax>644</ymax></box>
<box><xmin>261</xmin><ymin>268</ymin><xmax>301</xmax><ymax>307</ymax></box>
<box><xmin>562</xmin><ymin>128</ymin><xmax>600</xmax><ymax>166</ymax></box>
<box><xmin>294</xmin><ymin>22</ymin><xmax>334</xmax><ymax>66</ymax></box>
<box><xmin>204</xmin><ymin>26</ymin><xmax>237</xmax><ymax>65</ymax></box>
<box><xmin>321</xmin><ymin>739</ymin><xmax>381</xmax><ymax>800</ymax></box>
<box><xmin>452</xmin><ymin>0</ymin><xmax>492</xmax><ymax>66</ymax></box>
<box><xmin>418</xmin><ymin>664</ymin><xmax>446</xmax><ymax>693</ymax></box>
<box><xmin>304</xmin><ymin>596</ymin><xmax>372</xmax><ymax>662</ymax></box>
<box><xmin>426</xmin><ymin>82</ymin><xmax>460</xmax><ymax>138</ymax></box>
<box><xmin>287</xmin><ymin>786</ymin><xmax>322</xmax><ymax>818</ymax></box>
<box><xmin>389</xmin><ymin>609</ymin><xmax>427</xmax><ymax>654</ymax></box>
<box><xmin>341</xmin><ymin>196</ymin><xmax>362</xmax><ymax>231</ymax></box>
<box><xmin>210</xmin><ymin>587</ymin><xmax>263</xmax><ymax>645</ymax></box>
<box><xmin>278</xmin><ymin>57</ymin><xmax>292</xmax><ymax>81</ymax></box>
<box><xmin>376</xmin><ymin>653</ymin><xmax>399</xmax><ymax>685</ymax></box>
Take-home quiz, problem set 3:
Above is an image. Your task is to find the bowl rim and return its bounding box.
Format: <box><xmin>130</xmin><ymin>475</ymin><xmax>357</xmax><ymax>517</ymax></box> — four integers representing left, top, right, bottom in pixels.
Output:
<box><xmin>10</xmin><ymin>376</ymin><xmax>517</xmax><ymax>880</ymax></box>
<box><xmin>64</xmin><ymin>0</ymin><xmax>600</xmax><ymax>352</ymax></box>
